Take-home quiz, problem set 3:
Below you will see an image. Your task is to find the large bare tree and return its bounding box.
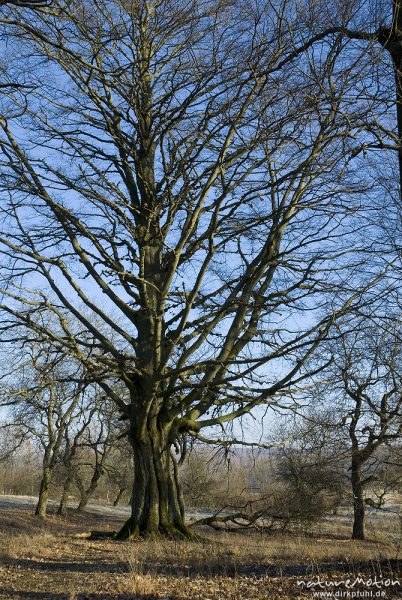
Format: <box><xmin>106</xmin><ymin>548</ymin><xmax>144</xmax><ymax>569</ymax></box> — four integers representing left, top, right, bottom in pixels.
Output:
<box><xmin>0</xmin><ymin>0</ymin><xmax>384</xmax><ymax>538</ymax></box>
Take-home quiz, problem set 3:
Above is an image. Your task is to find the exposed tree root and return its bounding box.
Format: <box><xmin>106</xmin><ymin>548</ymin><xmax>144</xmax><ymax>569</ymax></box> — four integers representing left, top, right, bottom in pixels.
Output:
<box><xmin>114</xmin><ymin>517</ymin><xmax>195</xmax><ymax>541</ymax></box>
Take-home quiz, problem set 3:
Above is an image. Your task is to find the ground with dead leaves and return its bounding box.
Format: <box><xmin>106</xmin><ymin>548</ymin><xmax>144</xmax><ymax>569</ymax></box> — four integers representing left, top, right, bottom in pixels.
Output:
<box><xmin>0</xmin><ymin>500</ymin><xmax>400</xmax><ymax>599</ymax></box>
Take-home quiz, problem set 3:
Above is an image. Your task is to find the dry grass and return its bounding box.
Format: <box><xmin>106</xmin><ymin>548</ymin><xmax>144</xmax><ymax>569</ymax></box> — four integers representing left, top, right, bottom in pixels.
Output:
<box><xmin>0</xmin><ymin>504</ymin><xmax>400</xmax><ymax>600</ymax></box>
<box><xmin>0</xmin><ymin>530</ymin><xmax>56</xmax><ymax>560</ymax></box>
<box><xmin>120</xmin><ymin>530</ymin><xmax>400</xmax><ymax>578</ymax></box>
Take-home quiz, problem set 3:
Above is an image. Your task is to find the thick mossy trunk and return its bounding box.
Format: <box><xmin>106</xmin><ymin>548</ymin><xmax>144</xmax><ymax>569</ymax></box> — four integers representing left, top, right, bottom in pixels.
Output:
<box><xmin>115</xmin><ymin>429</ymin><xmax>189</xmax><ymax>540</ymax></box>
<box><xmin>351</xmin><ymin>462</ymin><xmax>365</xmax><ymax>540</ymax></box>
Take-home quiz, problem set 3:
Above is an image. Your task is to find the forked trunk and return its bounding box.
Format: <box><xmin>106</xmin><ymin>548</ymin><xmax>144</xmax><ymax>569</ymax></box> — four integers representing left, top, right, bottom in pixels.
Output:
<box><xmin>115</xmin><ymin>428</ymin><xmax>189</xmax><ymax>540</ymax></box>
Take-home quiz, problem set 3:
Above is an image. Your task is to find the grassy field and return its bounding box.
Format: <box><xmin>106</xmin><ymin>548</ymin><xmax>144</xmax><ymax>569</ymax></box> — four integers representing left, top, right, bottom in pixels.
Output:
<box><xmin>0</xmin><ymin>500</ymin><xmax>400</xmax><ymax>600</ymax></box>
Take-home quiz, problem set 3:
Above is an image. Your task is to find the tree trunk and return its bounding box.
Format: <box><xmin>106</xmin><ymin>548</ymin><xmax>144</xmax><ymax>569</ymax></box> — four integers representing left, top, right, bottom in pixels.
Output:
<box><xmin>113</xmin><ymin>487</ymin><xmax>126</xmax><ymax>507</ymax></box>
<box><xmin>77</xmin><ymin>465</ymin><xmax>103</xmax><ymax>512</ymax></box>
<box><xmin>115</xmin><ymin>427</ymin><xmax>189</xmax><ymax>540</ymax></box>
<box><xmin>35</xmin><ymin>465</ymin><xmax>51</xmax><ymax>519</ymax></box>
<box><xmin>77</xmin><ymin>492</ymin><xmax>89</xmax><ymax>512</ymax></box>
<box><xmin>57</xmin><ymin>476</ymin><xmax>72</xmax><ymax>516</ymax></box>
<box><xmin>351</xmin><ymin>460</ymin><xmax>365</xmax><ymax>540</ymax></box>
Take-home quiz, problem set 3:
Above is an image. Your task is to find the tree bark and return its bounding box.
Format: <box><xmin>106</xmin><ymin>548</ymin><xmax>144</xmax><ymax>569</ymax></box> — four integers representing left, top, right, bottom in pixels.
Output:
<box><xmin>35</xmin><ymin>465</ymin><xmax>51</xmax><ymax>519</ymax></box>
<box><xmin>351</xmin><ymin>460</ymin><xmax>365</xmax><ymax>540</ymax></box>
<box><xmin>113</xmin><ymin>487</ymin><xmax>126</xmax><ymax>507</ymax></box>
<box><xmin>57</xmin><ymin>475</ymin><xmax>72</xmax><ymax>516</ymax></box>
<box><xmin>77</xmin><ymin>492</ymin><xmax>89</xmax><ymax>512</ymax></box>
<box><xmin>77</xmin><ymin>464</ymin><xmax>103</xmax><ymax>512</ymax></box>
<box><xmin>115</xmin><ymin>425</ymin><xmax>190</xmax><ymax>540</ymax></box>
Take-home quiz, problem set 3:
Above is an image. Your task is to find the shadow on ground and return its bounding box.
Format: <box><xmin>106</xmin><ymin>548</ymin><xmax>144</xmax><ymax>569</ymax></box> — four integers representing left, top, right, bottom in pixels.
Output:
<box><xmin>3</xmin><ymin>558</ymin><xmax>127</xmax><ymax>574</ymax></box>
<box><xmin>0</xmin><ymin>593</ymin><xmax>160</xmax><ymax>600</ymax></box>
<box><xmin>2</xmin><ymin>556</ymin><xmax>401</xmax><ymax>578</ymax></box>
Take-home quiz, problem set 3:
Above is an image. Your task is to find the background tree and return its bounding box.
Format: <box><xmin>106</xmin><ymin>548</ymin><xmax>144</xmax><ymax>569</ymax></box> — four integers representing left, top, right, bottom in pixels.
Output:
<box><xmin>273</xmin><ymin>415</ymin><xmax>348</xmax><ymax>525</ymax></box>
<box><xmin>0</xmin><ymin>0</ymin><xmax>387</xmax><ymax>538</ymax></box>
<box><xmin>0</xmin><ymin>430</ymin><xmax>41</xmax><ymax>496</ymax></box>
<box><xmin>74</xmin><ymin>397</ymin><xmax>118</xmax><ymax>511</ymax></box>
<box><xmin>0</xmin><ymin>343</ymin><xmax>87</xmax><ymax>518</ymax></box>
<box><xmin>105</xmin><ymin>437</ymin><xmax>134</xmax><ymax>507</ymax></box>
<box><xmin>55</xmin><ymin>402</ymin><xmax>97</xmax><ymax>516</ymax></box>
<box><xmin>193</xmin><ymin>415</ymin><xmax>349</xmax><ymax>532</ymax></box>
<box><xmin>180</xmin><ymin>448</ymin><xmax>223</xmax><ymax>510</ymax></box>
<box><xmin>325</xmin><ymin>322</ymin><xmax>402</xmax><ymax>540</ymax></box>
